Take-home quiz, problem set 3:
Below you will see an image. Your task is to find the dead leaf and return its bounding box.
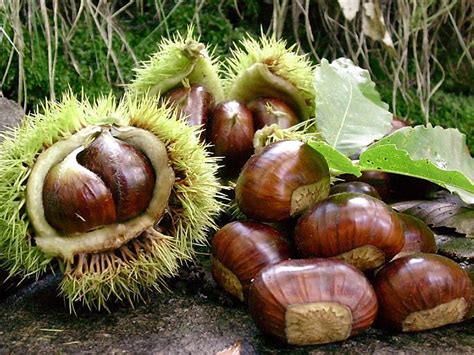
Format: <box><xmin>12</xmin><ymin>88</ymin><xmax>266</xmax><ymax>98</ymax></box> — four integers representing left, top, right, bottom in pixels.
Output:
<box><xmin>216</xmin><ymin>341</ymin><xmax>241</xmax><ymax>355</ymax></box>
<box><xmin>362</xmin><ymin>0</ymin><xmax>396</xmax><ymax>56</ymax></box>
<box><xmin>338</xmin><ymin>0</ymin><xmax>360</xmax><ymax>21</ymax></box>
<box><xmin>392</xmin><ymin>200</ymin><xmax>474</xmax><ymax>238</ymax></box>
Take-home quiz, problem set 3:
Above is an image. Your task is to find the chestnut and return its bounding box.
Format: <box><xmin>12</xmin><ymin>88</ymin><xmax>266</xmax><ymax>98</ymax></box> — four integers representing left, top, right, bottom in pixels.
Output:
<box><xmin>249</xmin><ymin>259</ymin><xmax>378</xmax><ymax>345</ymax></box>
<box><xmin>341</xmin><ymin>171</ymin><xmax>391</xmax><ymax>200</ymax></box>
<box><xmin>209</xmin><ymin>100</ymin><xmax>255</xmax><ymax>176</ymax></box>
<box><xmin>211</xmin><ymin>220</ymin><xmax>291</xmax><ymax>302</ymax></box>
<box><xmin>374</xmin><ymin>253</ymin><xmax>472</xmax><ymax>332</ymax></box>
<box><xmin>247</xmin><ymin>97</ymin><xmax>299</xmax><ymax>130</ymax></box>
<box><xmin>42</xmin><ymin>148</ymin><xmax>116</xmax><ymax>234</ymax></box>
<box><xmin>165</xmin><ymin>84</ymin><xmax>214</xmax><ymax>140</ymax></box>
<box><xmin>294</xmin><ymin>193</ymin><xmax>404</xmax><ymax>271</ymax></box>
<box><xmin>393</xmin><ymin>213</ymin><xmax>437</xmax><ymax>259</ymax></box>
<box><xmin>236</xmin><ymin>140</ymin><xmax>330</xmax><ymax>222</ymax></box>
<box><xmin>78</xmin><ymin>130</ymin><xmax>156</xmax><ymax>222</ymax></box>
<box><xmin>330</xmin><ymin>181</ymin><xmax>381</xmax><ymax>199</ymax></box>
<box><xmin>42</xmin><ymin>129</ymin><xmax>157</xmax><ymax>235</ymax></box>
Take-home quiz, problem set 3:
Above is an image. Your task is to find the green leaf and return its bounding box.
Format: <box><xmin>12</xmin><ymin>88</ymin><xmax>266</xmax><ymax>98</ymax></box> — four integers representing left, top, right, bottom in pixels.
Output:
<box><xmin>315</xmin><ymin>58</ymin><xmax>392</xmax><ymax>157</ymax></box>
<box><xmin>308</xmin><ymin>140</ymin><xmax>361</xmax><ymax>177</ymax></box>
<box><xmin>360</xmin><ymin>125</ymin><xmax>474</xmax><ymax>203</ymax></box>
<box><xmin>328</xmin><ymin>58</ymin><xmax>387</xmax><ymax>109</ymax></box>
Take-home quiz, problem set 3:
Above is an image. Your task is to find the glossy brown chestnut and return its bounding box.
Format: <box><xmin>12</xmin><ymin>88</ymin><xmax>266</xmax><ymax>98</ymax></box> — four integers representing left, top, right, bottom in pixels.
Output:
<box><xmin>374</xmin><ymin>253</ymin><xmax>472</xmax><ymax>332</ymax></box>
<box><xmin>294</xmin><ymin>193</ymin><xmax>404</xmax><ymax>271</ymax></box>
<box><xmin>236</xmin><ymin>140</ymin><xmax>330</xmax><ymax>222</ymax></box>
<box><xmin>42</xmin><ymin>149</ymin><xmax>117</xmax><ymax>234</ymax></box>
<box><xmin>392</xmin><ymin>213</ymin><xmax>437</xmax><ymax>260</ymax></box>
<box><xmin>211</xmin><ymin>220</ymin><xmax>291</xmax><ymax>301</ymax></box>
<box><xmin>209</xmin><ymin>100</ymin><xmax>255</xmax><ymax>176</ymax></box>
<box><xmin>330</xmin><ymin>182</ymin><xmax>381</xmax><ymax>199</ymax></box>
<box><xmin>78</xmin><ymin>130</ymin><xmax>156</xmax><ymax>222</ymax></box>
<box><xmin>249</xmin><ymin>259</ymin><xmax>378</xmax><ymax>345</ymax></box>
<box><xmin>166</xmin><ymin>84</ymin><xmax>214</xmax><ymax>140</ymax></box>
<box><xmin>341</xmin><ymin>171</ymin><xmax>391</xmax><ymax>200</ymax></box>
<box><xmin>247</xmin><ymin>97</ymin><xmax>299</xmax><ymax>130</ymax></box>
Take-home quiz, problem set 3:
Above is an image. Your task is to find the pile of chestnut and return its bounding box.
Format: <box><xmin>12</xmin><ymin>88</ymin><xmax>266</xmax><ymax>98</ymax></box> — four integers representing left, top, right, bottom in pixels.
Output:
<box><xmin>210</xmin><ymin>140</ymin><xmax>472</xmax><ymax>346</ymax></box>
<box><xmin>165</xmin><ymin>83</ymin><xmax>472</xmax><ymax>345</ymax></box>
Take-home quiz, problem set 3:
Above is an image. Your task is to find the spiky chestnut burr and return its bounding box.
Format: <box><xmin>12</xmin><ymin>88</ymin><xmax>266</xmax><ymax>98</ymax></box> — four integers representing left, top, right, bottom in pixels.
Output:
<box><xmin>0</xmin><ymin>93</ymin><xmax>223</xmax><ymax>311</ymax></box>
<box><xmin>249</xmin><ymin>259</ymin><xmax>378</xmax><ymax>345</ymax></box>
<box><xmin>130</xmin><ymin>28</ymin><xmax>223</xmax><ymax>102</ymax></box>
<box><xmin>236</xmin><ymin>140</ymin><xmax>330</xmax><ymax>222</ymax></box>
<box><xmin>374</xmin><ymin>253</ymin><xmax>472</xmax><ymax>332</ymax></box>
<box><xmin>224</xmin><ymin>35</ymin><xmax>315</xmax><ymax>121</ymax></box>
<box><xmin>295</xmin><ymin>193</ymin><xmax>404</xmax><ymax>271</ymax></box>
<box><xmin>211</xmin><ymin>220</ymin><xmax>291</xmax><ymax>301</ymax></box>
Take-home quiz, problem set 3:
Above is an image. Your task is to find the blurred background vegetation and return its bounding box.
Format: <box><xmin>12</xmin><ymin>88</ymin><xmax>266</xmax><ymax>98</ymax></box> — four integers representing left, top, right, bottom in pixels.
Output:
<box><xmin>0</xmin><ymin>0</ymin><xmax>472</xmax><ymax>149</ymax></box>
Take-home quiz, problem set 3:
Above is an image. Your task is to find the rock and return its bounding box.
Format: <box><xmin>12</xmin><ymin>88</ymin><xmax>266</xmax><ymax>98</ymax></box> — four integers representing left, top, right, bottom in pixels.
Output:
<box><xmin>0</xmin><ymin>97</ymin><xmax>24</xmax><ymax>141</ymax></box>
<box><xmin>435</xmin><ymin>233</ymin><xmax>474</xmax><ymax>263</ymax></box>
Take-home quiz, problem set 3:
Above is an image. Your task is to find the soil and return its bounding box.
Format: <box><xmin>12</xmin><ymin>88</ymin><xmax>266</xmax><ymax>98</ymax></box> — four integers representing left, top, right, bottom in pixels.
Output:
<box><xmin>0</xmin><ymin>255</ymin><xmax>472</xmax><ymax>354</ymax></box>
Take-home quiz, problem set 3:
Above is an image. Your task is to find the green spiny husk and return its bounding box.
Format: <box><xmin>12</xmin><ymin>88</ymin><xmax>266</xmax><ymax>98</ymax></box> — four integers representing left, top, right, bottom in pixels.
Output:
<box><xmin>0</xmin><ymin>92</ymin><xmax>224</xmax><ymax>310</ymax></box>
<box><xmin>130</xmin><ymin>28</ymin><xmax>224</xmax><ymax>102</ymax></box>
<box><xmin>224</xmin><ymin>34</ymin><xmax>316</xmax><ymax>120</ymax></box>
<box><xmin>60</xmin><ymin>231</ymin><xmax>180</xmax><ymax>312</ymax></box>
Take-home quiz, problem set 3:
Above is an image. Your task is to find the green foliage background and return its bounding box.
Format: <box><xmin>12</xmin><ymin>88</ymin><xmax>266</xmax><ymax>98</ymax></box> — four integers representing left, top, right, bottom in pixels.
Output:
<box><xmin>0</xmin><ymin>1</ymin><xmax>472</xmax><ymax>150</ymax></box>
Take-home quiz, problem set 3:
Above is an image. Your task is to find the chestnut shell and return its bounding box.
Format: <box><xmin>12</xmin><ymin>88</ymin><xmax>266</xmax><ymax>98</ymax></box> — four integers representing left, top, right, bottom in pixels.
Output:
<box><xmin>209</xmin><ymin>100</ymin><xmax>255</xmax><ymax>176</ymax></box>
<box><xmin>42</xmin><ymin>153</ymin><xmax>116</xmax><ymax>234</ymax></box>
<box><xmin>330</xmin><ymin>181</ymin><xmax>381</xmax><ymax>199</ymax></box>
<box><xmin>166</xmin><ymin>84</ymin><xmax>214</xmax><ymax>140</ymax></box>
<box><xmin>374</xmin><ymin>253</ymin><xmax>472</xmax><ymax>332</ymax></box>
<box><xmin>249</xmin><ymin>258</ymin><xmax>378</xmax><ymax>345</ymax></box>
<box><xmin>294</xmin><ymin>193</ymin><xmax>404</xmax><ymax>270</ymax></box>
<box><xmin>247</xmin><ymin>97</ymin><xmax>299</xmax><ymax>130</ymax></box>
<box><xmin>78</xmin><ymin>131</ymin><xmax>156</xmax><ymax>222</ymax></box>
<box><xmin>341</xmin><ymin>171</ymin><xmax>391</xmax><ymax>200</ymax></box>
<box><xmin>211</xmin><ymin>220</ymin><xmax>291</xmax><ymax>301</ymax></box>
<box><xmin>236</xmin><ymin>140</ymin><xmax>330</xmax><ymax>222</ymax></box>
<box><xmin>393</xmin><ymin>213</ymin><xmax>437</xmax><ymax>259</ymax></box>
